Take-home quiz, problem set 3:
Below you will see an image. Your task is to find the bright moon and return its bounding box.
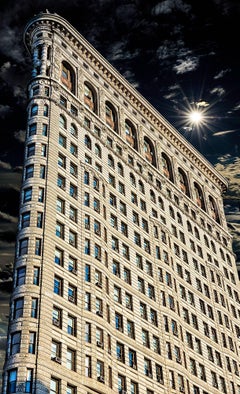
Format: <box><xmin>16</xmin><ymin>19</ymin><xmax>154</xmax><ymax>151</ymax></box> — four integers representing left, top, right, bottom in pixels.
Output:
<box><xmin>189</xmin><ymin>110</ymin><xmax>203</xmax><ymax>124</ymax></box>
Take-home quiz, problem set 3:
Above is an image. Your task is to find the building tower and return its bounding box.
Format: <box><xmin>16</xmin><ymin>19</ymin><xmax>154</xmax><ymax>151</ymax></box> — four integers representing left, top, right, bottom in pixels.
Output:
<box><xmin>2</xmin><ymin>11</ymin><xmax>240</xmax><ymax>394</ymax></box>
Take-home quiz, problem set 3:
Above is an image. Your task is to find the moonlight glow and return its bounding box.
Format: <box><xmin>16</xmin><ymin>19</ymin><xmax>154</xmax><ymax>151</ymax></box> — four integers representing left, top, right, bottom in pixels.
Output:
<box><xmin>189</xmin><ymin>110</ymin><xmax>203</xmax><ymax>124</ymax></box>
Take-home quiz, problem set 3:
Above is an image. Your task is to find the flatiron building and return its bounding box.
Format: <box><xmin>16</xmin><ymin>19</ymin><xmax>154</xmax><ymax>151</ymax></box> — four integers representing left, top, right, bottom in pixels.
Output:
<box><xmin>2</xmin><ymin>11</ymin><xmax>240</xmax><ymax>394</ymax></box>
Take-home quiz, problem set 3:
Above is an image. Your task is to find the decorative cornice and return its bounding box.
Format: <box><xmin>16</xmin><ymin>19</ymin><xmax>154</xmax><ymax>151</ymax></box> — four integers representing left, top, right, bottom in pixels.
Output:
<box><xmin>24</xmin><ymin>12</ymin><xmax>228</xmax><ymax>192</ymax></box>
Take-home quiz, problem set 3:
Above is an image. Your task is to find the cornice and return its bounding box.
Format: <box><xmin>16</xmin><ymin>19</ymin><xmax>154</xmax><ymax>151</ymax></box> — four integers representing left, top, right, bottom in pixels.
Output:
<box><xmin>24</xmin><ymin>12</ymin><xmax>228</xmax><ymax>192</ymax></box>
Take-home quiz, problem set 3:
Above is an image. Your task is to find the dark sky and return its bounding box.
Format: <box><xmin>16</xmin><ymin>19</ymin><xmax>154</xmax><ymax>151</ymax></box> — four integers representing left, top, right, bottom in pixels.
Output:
<box><xmin>0</xmin><ymin>0</ymin><xmax>240</xmax><ymax>383</ymax></box>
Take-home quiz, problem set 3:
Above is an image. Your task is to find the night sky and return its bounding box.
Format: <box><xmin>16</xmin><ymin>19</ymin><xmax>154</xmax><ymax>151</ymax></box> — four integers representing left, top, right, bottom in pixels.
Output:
<box><xmin>0</xmin><ymin>0</ymin><xmax>240</xmax><ymax>382</ymax></box>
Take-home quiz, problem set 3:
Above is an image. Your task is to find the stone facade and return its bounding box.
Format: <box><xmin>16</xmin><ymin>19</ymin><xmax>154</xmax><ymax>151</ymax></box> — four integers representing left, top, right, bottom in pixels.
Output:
<box><xmin>2</xmin><ymin>12</ymin><xmax>240</xmax><ymax>394</ymax></box>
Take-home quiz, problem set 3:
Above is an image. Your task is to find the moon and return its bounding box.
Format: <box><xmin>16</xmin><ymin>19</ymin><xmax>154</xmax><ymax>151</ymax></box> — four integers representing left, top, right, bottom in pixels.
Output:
<box><xmin>189</xmin><ymin>110</ymin><xmax>203</xmax><ymax>125</ymax></box>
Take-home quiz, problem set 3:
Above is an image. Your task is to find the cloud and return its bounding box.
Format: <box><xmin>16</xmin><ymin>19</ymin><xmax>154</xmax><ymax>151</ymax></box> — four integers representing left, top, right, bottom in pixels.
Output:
<box><xmin>213</xmin><ymin>129</ymin><xmax>238</xmax><ymax>137</ymax></box>
<box><xmin>152</xmin><ymin>0</ymin><xmax>191</xmax><ymax>15</ymax></box>
<box><xmin>173</xmin><ymin>56</ymin><xmax>199</xmax><ymax>74</ymax></box>
<box><xmin>0</xmin><ymin>211</ymin><xmax>18</xmax><ymax>224</ymax></box>
<box><xmin>14</xmin><ymin>129</ymin><xmax>26</xmax><ymax>143</ymax></box>
<box><xmin>0</xmin><ymin>105</ymin><xmax>11</xmax><ymax>118</ymax></box>
<box><xmin>214</xmin><ymin>68</ymin><xmax>231</xmax><ymax>79</ymax></box>
<box><xmin>0</xmin><ymin>161</ymin><xmax>12</xmax><ymax>170</ymax></box>
<box><xmin>210</xmin><ymin>86</ymin><xmax>225</xmax><ymax>97</ymax></box>
<box><xmin>196</xmin><ymin>101</ymin><xmax>209</xmax><ymax>108</ymax></box>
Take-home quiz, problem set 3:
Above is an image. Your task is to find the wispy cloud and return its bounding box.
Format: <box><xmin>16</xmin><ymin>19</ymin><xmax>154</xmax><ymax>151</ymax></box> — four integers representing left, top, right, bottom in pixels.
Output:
<box><xmin>173</xmin><ymin>56</ymin><xmax>199</xmax><ymax>74</ymax></box>
<box><xmin>152</xmin><ymin>0</ymin><xmax>191</xmax><ymax>15</ymax></box>
<box><xmin>210</xmin><ymin>86</ymin><xmax>225</xmax><ymax>97</ymax></box>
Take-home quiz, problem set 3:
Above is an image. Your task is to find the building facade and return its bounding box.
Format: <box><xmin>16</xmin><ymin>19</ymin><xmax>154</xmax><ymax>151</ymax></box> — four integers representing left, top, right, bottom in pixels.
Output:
<box><xmin>2</xmin><ymin>11</ymin><xmax>240</xmax><ymax>394</ymax></box>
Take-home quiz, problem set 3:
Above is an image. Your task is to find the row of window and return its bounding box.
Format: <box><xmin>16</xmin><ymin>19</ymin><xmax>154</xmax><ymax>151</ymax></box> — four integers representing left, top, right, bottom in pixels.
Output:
<box><xmin>57</xmin><ymin>67</ymin><xmax>223</xmax><ymax>222</ymax></box>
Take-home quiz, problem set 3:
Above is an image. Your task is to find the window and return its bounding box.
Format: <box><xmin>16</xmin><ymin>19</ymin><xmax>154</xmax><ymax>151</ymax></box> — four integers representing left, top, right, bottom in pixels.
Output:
<box><xmin>127</xmin><ymin>319</ymin><xmax>135</xmax><ymax>339</ymax></box>
<box><xmin>69</xmin><ymin>230</ymin><xmax>77</xmax><ymax>247</ymax></box>
<box><xmin>57</xmin><ymin>175</ymin><xmax>66</xmax><ymax>192</ymax></box>
<box><xmin>70</xmin><ymin>183</ymin><xmax>77</xmax><ymax>198</ymax></box>
<box><xmin>70</xmin><ymin>142</ymin><xmax>77</xmax><ymax>156</ymax></box>
<box><xmin>96</xmin><ymin>359</ymin><xmax>104</xmax><ymax>382</ymax></box>
<box><xmin>10</xmin><ymin>332</ymin><xmax>21</xmax><ymax>355</ymax></box>
<box><xmin>66</xmin><ymin>385</ymin><xmax>76</xmax><ymax>394</ymax></box>
<box><xmin>118</xmin><ymin>374</ymin><xmax>126</xmax><ymax>393</ymax></box>
<box><xmin>85</xmin><ymin>292</ymin><xmax>91</xmax><ymax>311</ymax></box>
<box><xmin>66</xmin><ymin>348</ymin><xmax>76</xmax><ymax>371</ymax></box>
<box><xmin>30</xmin><ymin>104</ymin><xmax>38</xmax><ymax>116</ymax></box>
<box><xmin>43</xmin><ymin>104</ymin><xmax>49</xmax><ymax>117</ymax></box>
<box><xmin>35</xmin><ymin>238</ymin><xmax>42</xmax><ymax>255</ymax></box>
<box><xmin>56</xmin><ymin>222</ymin><xmax>64</xmax><ymax>239</ymax></box>
<box><xmin>142</xmin><ymin>329</ymin><xmax>150</xmax><ymax>348</ymax></box>
<box><xmin>114</xmin><ymin>285</ymin><xmax>122</xmax><ymax>303</ymax></box>
<box><xmin>7</xmin><ymin>369</ymin><xmax>17</xmax><ymax>394</ymax></box>
<box><xmin>68</xmin><ymin>284</ymin><xmax>77</xmax><ymax>304</ymax></box>
<box><xmin>25</xmin><ymin>369</ymin><xmax>33</xmax><ymax>393</ymax></box>
<box><xmin>41</xmin><ymin>144</ymin><xmax>47</xmax><ymax>157</ymax></box>
<box><xmin>144</xmin><ymin>357</ymin><xmax>152</xmax><ymax>377</ymax></box>
<box><xmin>16</xmin><ymin>266</ymin><xmax>26</xmax><ymax>286</ymax></box>
<box><xmin>31</xmin><ymin>298</ymin><xmax>38</xmax><ymax>318</ymax></box>
<box><xmin>54</xmin><ymin>276</ymin><xmax>63</xmax><ymax>296</ymax></box>
<box><xmin>50</xmin><ymin>377</ymin><xmax>60</xmax><ymax>394</ymax></box>
<box><xmin>85</xmin><ymin>322</ymin><xmax>91</xmax><ymax>343</ymax></box>
<box><xmin>25</xmin><ymin>164</ymin><xmax>34</xmax><ymax>179</ymax></box>
<box><xmin>28</xmin><ymin>122</ymin><xmax>37</xmax><ymax>136</ymax></box>
<box><xmin>140</xmin><ymin>302</ymin><xmax>147</xmax><ymax>320</ymax></box>
<box><xmin>27</xmin><ymin>143</ymin><xmax>35</xmax><ymax>157</ymax></box>
<box><xmin>13</xmin><ymin>297</ymin><xmax>24</xmax><ymax>319</ymax></box>
<box><xmin>33</xmin><ymin>267</ymin><xmax>40</xmax><ymax>285</ymax></box>
<box><xmin>28</xmin><ymin>332</ymin><xmax>36</xmax><ymax>354</ymax></box>
<box><xmin>115</xmin><ymin>312</ymin><xmax>123</xmax><ymax>331</ymax></box>
<box><xmin>84</xmin><ymin>82</ymin><xmax>96</xmax><ymax>111</ymax></box>
<box><xmin>19</xmin><ymin>238</ymin><xmax>28</xmax><ymax>256</ymax></box>
<box><xmin>116</xmin><ymin>342</ymin><xmax>125</xmax><ymax>362</ymax></box>
<box><xmin>59</xmin><ymin>133</ymin><xmax>66</xmax><ymax>148</ymax></box>
<box><xmin>125</xmin><ymin>292</ymin><xmax>133</xmax><ymax>310</ymax></box>
<box><xmin>85</xmin><ymin>355</ymin><xmax>92</xmax><ymax>378</ymax></box>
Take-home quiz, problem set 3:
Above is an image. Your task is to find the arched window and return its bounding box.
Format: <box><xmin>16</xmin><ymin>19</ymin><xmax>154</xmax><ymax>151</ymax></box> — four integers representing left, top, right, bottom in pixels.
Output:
<box><xmin>108</xmin><ymin>155</ymin><xmax>114</xmax><ymax>168</ymax></box>
<box><xmin>138</xmin><ymin>180</ymin><xmax>145</xmax><ymax>194</ymax></box>
<box><xmin>84</xmin><ymin>82</ymin><xmax>97</xmax><ymax>113</ymax></box>
<box><xmin>194</xmin><ymin>183</ymin><xmax>205</xmax><ymax>210</ymax></box>
<box><xmin>162</xmin><ymin>153</ymin><xmax>173</xmax><ymax>182</ymax></box>
<box><xmin>204</xmin><ymin>235</ymin><xmax>209</xmax><ymax>248</ymax></box>
<box><xmin>117</xmin><ymin>163</ymin><xmax>124</xmax><ymax>176</ymax></box>
<box><xmin>178</xmin><ymin>168</ymin><xmax>190</xmax><ymax>196</ymax></box>
<box><xmin>226</xmin><ymin>254</ymin><xmax>232</xmax><ymax>267</ymax></box>
<box><xmin>194</xmin><ymin>227</ymin><xmax>200</xmax><ymax>239</ymax></box>
<box><xmin>30</xmin><ymin>104</ymin><xmax>38</xmax><ymax>117</ymax></box>
<box><xmin>59</xmin><ymin>115</ymin><xmax>67</xmax><ymax>129</ymax></box>
<box><xmin>130</xmin><ymin>173</ymin><xmax>136</xmax><ymax>187</ymax></box>
<box><xmin>169</xmin><ymin>206</ymin><xmax>175</xmax><ymax>219</ymax></box>
<box><xmin>187</xmin><ymin>221</ymin><xmax>192</xmax><ymax>233</ymax></box>
<box><xmin>70</xmin><ymin>123</ymin><xmax>77</xmax><ymax>137</ymax></box>
<box><xmin>208</xmin><ymin>196</ymin><xmax>220</xmax><ymax>223</ymax></box>
<box><xmin>61</xmin><ymin>61</ymin><xmax>75</xmax><ymax>93</ymax></box>
<box><xmin>177</xmin><ymin>212</ymin><xmax>183</xmax><ymax>225</ymax></box>
<box><xmin>84</xmin><ymin>135</ymin><xmax>92</xmax><ymax>150</ymax></box>
<box><xmin>143</xmin><ymin>137</ymin><xmax>156</xmax><ymax>166</ymax></box>
<box><xmin>150</xmin><ymin>190</ymin><xmax>156</xmax><ymax>203</ymax></box>
<box><xmin>95</xmin><ymin>144</ymin><xmax>102</xmax><ymax>158</ymax></box>
<box><xmin>158</xmin><ymin>197</ymin><xmax>164</xmax><ymax>210</ymax></box>
<box><xmin>211</xmin><ymin>241</ymin><xmax>216</xmax><ymax>254</ymax></box>
<box><xmin>125</xmin><ymin>120</ymin><xmax>137</xmax><ymax>150</ymax></box>
<box><xmin>220</xmin><ymin>248</ymin><xmax>225</xmax><ymax>261</ymax></box>
<box><xmin>105</xmin><ymin>101</ymin><xmax>118</xmax><ymax>132</ymax></box>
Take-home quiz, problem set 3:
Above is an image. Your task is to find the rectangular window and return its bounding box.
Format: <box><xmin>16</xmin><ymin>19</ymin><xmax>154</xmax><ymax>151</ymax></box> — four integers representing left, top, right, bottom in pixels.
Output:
<box><xmin>10</xmin><ymin>332</ymin><xmax>21</xmax><ymax>355</ymax></box>
<box><xmin>28</xmin><ymin>332</ymin><xmax>36</xmax><ymax>354</ymax></box>
<box><xmin>13</xmin><ymin>298</ymin><xmax>24</xmax><ymax>319</ymax></box>
<box><xmin>25</xmin><ymin>369</ymin><xmax>33</xmax><ymax>393</ymax></box>
<box><xmin>7</xmin><ymin>369</ymin><xmax>17</xmax><ymax>394</ymax></box>
<box><xmin>16</xmin><ymin>266</ymin><xmax>26</xmax><ymax>286</ymax></box>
